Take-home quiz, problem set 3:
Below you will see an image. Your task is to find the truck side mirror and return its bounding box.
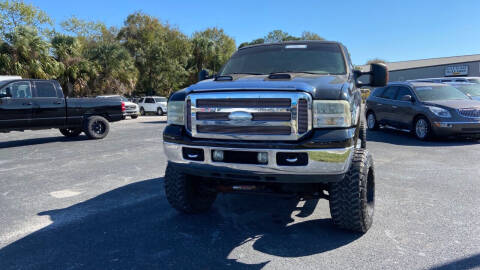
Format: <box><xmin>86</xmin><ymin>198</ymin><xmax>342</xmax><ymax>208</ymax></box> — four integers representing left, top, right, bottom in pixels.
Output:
<box><xmin>198</xmin><ymin>69</ymin><xmax>209</xmax><ymax>81</ymax></box>
<box><xmin>355</xmin><ymin>63</ymin><xmax>389</xmax><ymax>88</ymax></box>
<box><xmin>400</xmin><ymin>95</ymin><xmax>414</xmax><ymax>102</ymax></box>
<box><xmin>369</xmin><ymin>63</ymin><xmax>388</xmax><ymax>87</ymax></box>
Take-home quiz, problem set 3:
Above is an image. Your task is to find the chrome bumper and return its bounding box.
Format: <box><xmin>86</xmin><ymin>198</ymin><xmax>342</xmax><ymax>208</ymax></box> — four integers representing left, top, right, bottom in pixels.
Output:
<box><xmin>163</xmin><ymin>142</ymin><xmax>353</xmax><ymax>176</ymax></box>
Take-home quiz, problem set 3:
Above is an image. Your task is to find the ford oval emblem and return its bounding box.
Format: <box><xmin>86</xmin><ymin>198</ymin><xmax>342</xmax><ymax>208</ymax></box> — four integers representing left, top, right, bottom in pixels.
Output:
<box><xmin>228</xmin><ymin>111</ymin><xmax>252</xmax><ymax>121</ymax></box>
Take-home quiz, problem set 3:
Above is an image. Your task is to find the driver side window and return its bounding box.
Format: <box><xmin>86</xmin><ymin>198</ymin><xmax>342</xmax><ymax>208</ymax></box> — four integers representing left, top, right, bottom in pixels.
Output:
<box><xmin>0</xmin><ymin>81</ymin><xmax>32</xmax><ymax>98</ymax></box>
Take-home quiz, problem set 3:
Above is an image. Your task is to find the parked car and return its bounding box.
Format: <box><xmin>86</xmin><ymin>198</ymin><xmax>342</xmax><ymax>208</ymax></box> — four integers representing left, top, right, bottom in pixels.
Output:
<box><xmin>0</xmin><ymin>79</ymin><xmax>124</xmax><ymax>139</ymax></box>
<box><xmin>163</xmin><ymin>41</ymin><xmax>389</xmax><ymax>233</ymax></box>
<box><xmin>366</xmin><ymin>81</ymin><xmax>480</xmax><ymax>140</ymax></box>
<box><xmin>137</xmin><ymin>96</ymin><xmax>167</xmax><ymax>115</ymax></box>
<box><xmin>97</xmin><ymin>95</ymin><xmax>139</xmax><ymax>119</ymax></box>
<box><xmin>410</xmin><ymin>77</ymin><xmax>480</xmax><ymax>84</ymax></box>
<box><xmin>446</xmin><ymin>83</ymin><xmax>480</xmax><ymax>101</ymax></box>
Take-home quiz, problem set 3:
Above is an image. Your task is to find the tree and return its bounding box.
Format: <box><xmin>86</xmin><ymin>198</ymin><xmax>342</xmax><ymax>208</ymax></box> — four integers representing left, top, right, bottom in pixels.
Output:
<box><xmin>51</xmin><ymin>34</ymin><xmax>97</xmax><ymax>96</ymax></box>
<box><xmin>87</xmin><ymin>41</ymin><xmax>138</xmax><ymax>96</ymax></box>
<box><xmin>0</xmin><ymin>26</ymin><xmax>60</xmax><ymax>79</ymax></box>
<box><xmin>190</xmin><ymin>27</ymin><xmax>236</xmax><ymax>74</ymax></box>
<box><xmin>0</xmin><ymin>0</ymin><xmax>52</xmax><ymax>38</ymax></box>
<box><xmin>264</xmin><ymin>30</ymin><xmax>294</xmax><ymax>43</ymax></box>
<box><xmin>240</xmin><ymin>30</ymin><xmax>324</xmax><ymax>48</ymax></box>
<box><xmin>238</xmin><ymin>38</ymin><xmax>264</xmax><ymax>48</ymax></box>
<box><xmin>301</xmin><ymin>31</ymin><xmax>324</xmax><ymax>41</ymax></box>
<box><xmin>60</xmin><ymin>16</ymin><xmax>104</xmax><ymax>39</ymax></box>
<box><xmin>118</xmin><ymin>12</ymin><xmax>191</xmax><ymax>96</ymax></box>
<box><xmin>366</xmin><ymin>58</ymin><xmax>387</xmax><ymax>65</ymax></box>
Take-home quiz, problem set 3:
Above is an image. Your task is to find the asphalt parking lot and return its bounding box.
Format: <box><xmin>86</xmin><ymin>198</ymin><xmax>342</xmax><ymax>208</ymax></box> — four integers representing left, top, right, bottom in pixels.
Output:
<box><xmin>0</xmin><ymin>116</ymin><xmax>479</xmax><ymax>270</ymax></box>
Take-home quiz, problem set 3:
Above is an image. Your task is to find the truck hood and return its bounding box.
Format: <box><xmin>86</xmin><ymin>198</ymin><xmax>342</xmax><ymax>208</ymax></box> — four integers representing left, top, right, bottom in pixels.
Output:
<box><xmin>424</xmin><ymin>99</ymin><xmax>480</xmax><ymax>109</ymax></box>
<box><xmin>187</xmin><ymin>74</ymin><xmax>349</xmax><ymax>100</ymax></box>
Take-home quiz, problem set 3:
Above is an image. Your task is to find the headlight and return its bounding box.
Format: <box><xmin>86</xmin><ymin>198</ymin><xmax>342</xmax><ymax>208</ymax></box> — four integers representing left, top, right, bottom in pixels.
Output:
<box><xmin>167</xmin><ymin>101</ymin><xmax>185</xmax><ymax>125</ymax></box>
<box><xmin>428</xmin><ymin>106</ymin><xmax>451</xmax><ymax>118</ymax></box>
<box><xmin>313</xmin><ymin>100</ymin><xmax>352</xmax><ymax>128</ymax></box>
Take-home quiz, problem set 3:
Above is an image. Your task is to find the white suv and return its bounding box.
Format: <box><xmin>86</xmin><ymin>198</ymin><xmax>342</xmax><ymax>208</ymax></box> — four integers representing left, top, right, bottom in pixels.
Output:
<box><xmin>138</xmin><ymin>96</ymin><xmax>168</xmax><ymax>116</ymax></box>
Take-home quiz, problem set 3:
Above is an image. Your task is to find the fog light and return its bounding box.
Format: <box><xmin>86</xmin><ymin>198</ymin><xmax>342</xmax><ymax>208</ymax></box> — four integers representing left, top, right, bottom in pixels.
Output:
<box><xmin>212</xmin><ymin>150</ymin><xmax>224</xmax><ymax>161</ymax></box>
<box><xmin>257</xmin><ymin>152</ymin><xmax>268</xmax><ymax>164</ymax></box>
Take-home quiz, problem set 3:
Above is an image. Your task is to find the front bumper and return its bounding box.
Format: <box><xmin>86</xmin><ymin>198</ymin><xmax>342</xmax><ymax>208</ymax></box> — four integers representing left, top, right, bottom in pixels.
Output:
<box><xmin>164</xmin><ymin>142</ymin><xmax>353</xmax><ymax>183</ymax></box>
<box><xmin>432</xmin><ymin>121</ymin><xmax>480</xmax><ymax>137</ymax></box>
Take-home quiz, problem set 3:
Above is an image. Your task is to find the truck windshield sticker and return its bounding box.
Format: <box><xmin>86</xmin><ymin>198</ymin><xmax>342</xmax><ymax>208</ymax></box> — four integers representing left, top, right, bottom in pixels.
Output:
<box><xmin>285</xmin><ymin>44</ymin><xmax>307</xmax><ymax>49</ymax></box>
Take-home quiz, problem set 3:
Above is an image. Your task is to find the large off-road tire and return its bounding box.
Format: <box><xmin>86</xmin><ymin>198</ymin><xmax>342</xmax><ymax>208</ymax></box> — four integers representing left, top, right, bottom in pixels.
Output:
<box><xmin>164</xmin><ymin>163</ymin><xmax>217</xmax><ymax>213</ymax></box>
<box><xmin>59</xmin><ymin>128</ymin><xmax>82</xmax><ymax>137</ymax></box>
<box><xmin>329</xmin><ymin>149</ymin><xmax>375</xmax><ymax>233</ymax></box>
<box><xmin>359</xmin><ymin>120</ymin><xmax>367</xmax><ymax>149</ymax></box>
<box><xmin>83</xmin><ymin>115</ymin><xmax>110</xmax><ymax>139</ymax></box>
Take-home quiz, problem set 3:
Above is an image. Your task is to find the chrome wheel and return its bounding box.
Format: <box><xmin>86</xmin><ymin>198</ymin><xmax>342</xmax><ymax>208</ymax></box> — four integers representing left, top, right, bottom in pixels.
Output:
<box><xmin>367</xmin><ymin>113</ymin><xmax>376</xmax><ymax>129</ymax></box>
<box><xmin>415</xmin><ymin>118</ymin><xmax>429</xmax><ymax>139</ymax></box>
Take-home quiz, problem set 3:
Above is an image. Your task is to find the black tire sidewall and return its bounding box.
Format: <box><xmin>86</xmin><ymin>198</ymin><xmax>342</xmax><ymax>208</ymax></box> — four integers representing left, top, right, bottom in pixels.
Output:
<box><xmin>84</xmin><ymin>116</ymin><xmax>110</xmax><ymax>139</ymax></box>
<box><xmin>164</xmin><ymin>163</ymin><xmax>216</xmax><ymax>213</ymax></box>
<box><xmin>329</xmin><ymin>149</ymin><xmax>374</xmax><ymax>233</ymax></box>
<box><xmin>157</xmin><ymin>108</ymin><xmax>163</xmax><ymax>116</ymax></box>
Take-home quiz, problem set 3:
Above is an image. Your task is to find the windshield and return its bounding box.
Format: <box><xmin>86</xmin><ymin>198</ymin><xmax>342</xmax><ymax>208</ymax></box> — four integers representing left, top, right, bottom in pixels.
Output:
<box><xmin>154</xmin><ymin>98</ymin><xmax>166</xmax><ymax>102</ymax></box>
<box><xmin>452</xmin><ymin>84</ymin><xmax>480</xmax><ymax>97</ymax></box>
<box><xmin>414</xmin><ymin>85</ymin><xmax>470</xmax><ymax>101</ymax></box>
<box><xmin>220</xmin><ymin>43</ymin><xmax>346</xmax><ymax>75</ymax></box>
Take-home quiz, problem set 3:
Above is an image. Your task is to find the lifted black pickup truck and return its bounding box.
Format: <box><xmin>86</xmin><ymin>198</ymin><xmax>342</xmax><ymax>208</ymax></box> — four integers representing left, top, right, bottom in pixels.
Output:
<box><xmin>163</xmin><ymin>41</ymin><xmax>388</xmax><ymax>233</ymax></box>
<box><xmin>0</xmin><ymin>79</ymin><xmax>124</xmax><ymax>139</ymax></box>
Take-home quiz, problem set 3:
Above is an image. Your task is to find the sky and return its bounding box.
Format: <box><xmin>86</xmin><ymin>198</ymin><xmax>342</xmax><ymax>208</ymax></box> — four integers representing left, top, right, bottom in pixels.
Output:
<box><xmin>26</xmin><ymin>0</ymin><xmax>480</xmax><ymax>65</ymax></box>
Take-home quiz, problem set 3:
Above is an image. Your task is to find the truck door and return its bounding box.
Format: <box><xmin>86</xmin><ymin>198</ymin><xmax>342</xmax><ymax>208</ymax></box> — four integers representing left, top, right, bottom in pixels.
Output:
<box><xmin>31</xmin><ymin>81</ymin><xmax>66</xmax><ymax>128</ymax></box>
<box><xmin>0</xmin><ymin>81</ymin><xmax>34</xmax><ymax>129</ymax></box>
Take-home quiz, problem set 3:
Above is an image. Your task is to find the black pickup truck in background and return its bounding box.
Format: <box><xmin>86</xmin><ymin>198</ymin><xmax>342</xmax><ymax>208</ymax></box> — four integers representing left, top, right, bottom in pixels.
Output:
<box><xmin>0</xmin><ymin>79</ymin><xmax>124</xmax><ymax>139</ymax></box>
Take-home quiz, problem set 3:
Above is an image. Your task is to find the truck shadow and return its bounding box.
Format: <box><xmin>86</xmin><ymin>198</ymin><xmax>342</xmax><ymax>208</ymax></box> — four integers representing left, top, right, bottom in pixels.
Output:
<box><xmin>0</xmin><ymin>178</ymin><xmax>361</xmax><ymax>269</ymax></box>
<box><xmin>0</xmin><ymin>135</ymin><xmax>89</xmax><ymax>149</ymax></box>
<box><xmin>367</xmin><ymin>128</ymin><xmax>480</xmax><ymax>147</ymax></box>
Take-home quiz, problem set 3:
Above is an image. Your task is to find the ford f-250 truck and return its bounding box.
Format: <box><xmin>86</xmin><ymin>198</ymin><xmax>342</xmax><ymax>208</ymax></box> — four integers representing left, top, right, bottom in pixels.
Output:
<box><xmin>163</xmin><ymin>41</ymin><xmax>388</xmax><ymax>233</ymax></box>
<box><xmin>0</xmin><ymin>79</ymin><xmax>124</xmax><ymax>139</ymax></box>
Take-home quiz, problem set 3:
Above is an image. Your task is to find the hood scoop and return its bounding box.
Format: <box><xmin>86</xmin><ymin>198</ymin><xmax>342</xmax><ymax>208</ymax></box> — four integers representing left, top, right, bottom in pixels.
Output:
<box><xmin>214</xmin><ymin>75</ymin><xmax>233</xmax><ymax>81</ymax></box>
<box><xmin>267</xmin><ymin>73</ymin><xmax>292</xmax><ymax>80</ymax></box>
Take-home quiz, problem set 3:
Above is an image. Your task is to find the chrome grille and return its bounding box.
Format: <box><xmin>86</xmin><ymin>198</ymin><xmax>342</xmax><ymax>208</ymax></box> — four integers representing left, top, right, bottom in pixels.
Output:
<box><xmin>298</xmin><ymin>99</ymin><xmax>308</xmax><ymax>133</ymax></box>
<box><xmin>186</xmin><ymin>99</ymin><xmax>192</xmax><ymax>131</ymax></box>
<box><xmin>458</xmin><ymin>108</ymin><xmax>480</xmax><ymax>118</ymax></box>
<box><xmin>186</xmin><ymin>91</ymin><xmax>312</xmax><ymax>141</ymax></box>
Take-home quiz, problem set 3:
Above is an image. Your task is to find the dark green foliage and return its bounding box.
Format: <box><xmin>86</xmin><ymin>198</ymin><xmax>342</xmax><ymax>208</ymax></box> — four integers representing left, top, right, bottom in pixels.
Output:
<box><xmin>0</xmin><ymin>1</ymin><xmax>326</xmax><ymax>97</ymax></box>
